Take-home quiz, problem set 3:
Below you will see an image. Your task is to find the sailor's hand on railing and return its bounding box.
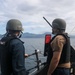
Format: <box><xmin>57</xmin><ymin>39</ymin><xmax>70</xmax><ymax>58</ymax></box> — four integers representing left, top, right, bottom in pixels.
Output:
<box><xmin>25</xmin><ymin>54</ymin><xmax>29</xmax><ymax>58</ymax></box>
<box><xmin>25</xmin><ymin>49</ymin><xmax>42</xmax><ymax>58</ymax></box>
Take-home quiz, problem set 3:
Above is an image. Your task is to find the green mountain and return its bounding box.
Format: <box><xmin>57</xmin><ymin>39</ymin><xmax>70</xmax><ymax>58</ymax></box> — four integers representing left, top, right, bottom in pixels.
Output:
<box><xmin>0</xmin><ymin>32</ymin><xmax>75</xmax><ymax>38</ymax></box>
<box><xmin>21</xmin><ymin>32</ymin><xmax>51</xmax><ymax>38</ymax></box>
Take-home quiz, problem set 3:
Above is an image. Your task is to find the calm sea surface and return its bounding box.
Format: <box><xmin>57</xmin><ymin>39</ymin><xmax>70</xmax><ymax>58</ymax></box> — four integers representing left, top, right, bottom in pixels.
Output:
<box><xmin>21</xmin><ymin>38</ymin><xmax>46</xmax><ymax>72</ymax></box>
<box><xmin>21</xmin><ymin>38</ymin><xmax>75</xmax><ymax>73</ymax></box>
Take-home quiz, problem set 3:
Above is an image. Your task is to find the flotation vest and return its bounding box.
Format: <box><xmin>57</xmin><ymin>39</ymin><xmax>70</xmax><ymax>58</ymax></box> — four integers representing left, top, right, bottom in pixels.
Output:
<box><xmin>47</xmin><ymin>33</ymin><xmax>70</xmax><ymax>65</ymax></box>
<box><xmin>0</xmin><ymin>36</ymin><xmax>22</xmax><ymax>75</ymax></box>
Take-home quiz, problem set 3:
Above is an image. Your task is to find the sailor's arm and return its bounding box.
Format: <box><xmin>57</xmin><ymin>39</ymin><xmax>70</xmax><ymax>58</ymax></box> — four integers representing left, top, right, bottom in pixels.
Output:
<box><xmin>10</xmin><ymin>39</ymin><xmax>26</xmax><ymax>75</ymax></box>
<box><xmin>47</xmin><ymin>35</ymin><xmax>66</xmax><ymax>75</ymax></box>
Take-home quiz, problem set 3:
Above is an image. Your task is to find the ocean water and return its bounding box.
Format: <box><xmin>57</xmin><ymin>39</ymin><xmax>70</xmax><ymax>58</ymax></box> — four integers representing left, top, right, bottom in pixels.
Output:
<box><xmin>21</xmin><ymin>38</ymin><xmax>46</xmax><ymax>72</ymax></box>
<box><xmin>21</xmin><ymin>37</ymin><xmax>75</xmax><ymax>73</ymax></box>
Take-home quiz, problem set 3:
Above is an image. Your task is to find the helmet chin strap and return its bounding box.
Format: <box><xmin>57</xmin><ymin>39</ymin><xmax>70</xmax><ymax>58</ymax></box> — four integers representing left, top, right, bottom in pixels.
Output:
<box><xmin>4</xmin><ymin>31</ymin><xmax>23</xmax><ymax>38</ymax></box>
<box><xmin>17</xmin><ymin>31</ymin><xmax>23</xmax><ymax>38</ymax></box>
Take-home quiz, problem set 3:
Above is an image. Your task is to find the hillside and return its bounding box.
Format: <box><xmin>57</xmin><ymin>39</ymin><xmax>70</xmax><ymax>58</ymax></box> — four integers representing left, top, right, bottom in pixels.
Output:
<box><xmin>0</xmin><ymin>32</ymin><xmax>75</xmax><ymax>38</ymax></box>
<box><xmin>21</xmin><ymin>32</ymin><xmax>51</xmax><ymax>38</ymax></box>
<box><xmin>22</xmin><ymin>32</ymin><xmax>75</xmax><ymax>38</ymax></box>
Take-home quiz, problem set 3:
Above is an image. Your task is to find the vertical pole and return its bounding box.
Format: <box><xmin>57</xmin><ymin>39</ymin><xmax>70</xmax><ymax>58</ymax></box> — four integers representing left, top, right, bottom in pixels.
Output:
<box><xmin>35</xmin><ymin>50</ymin><xmax>40</xmax><ymax>70</ymax></box>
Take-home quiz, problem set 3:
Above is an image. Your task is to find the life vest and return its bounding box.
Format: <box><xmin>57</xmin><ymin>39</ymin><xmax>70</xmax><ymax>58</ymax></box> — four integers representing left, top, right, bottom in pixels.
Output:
<box><xmin>0</xmin><ymin>36</ymin><xmax>22</xmax><ymax>75</ymax></box>
<box><xmin>47</xmin><ymin>33</ymin><xmax>70</xmax><ymax>65</ymax></box>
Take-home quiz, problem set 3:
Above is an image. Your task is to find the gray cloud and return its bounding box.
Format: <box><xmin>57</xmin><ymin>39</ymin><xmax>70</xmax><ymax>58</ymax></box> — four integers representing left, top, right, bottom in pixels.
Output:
<box><xmin>0</xmin><ymin>0</ymin><xmax>75</xmax><ymax>34</ymax></box>
<box><xmin>17</xmin><ymin>3</ymin><xmax>37</xmax><ymax>13</ymax></box>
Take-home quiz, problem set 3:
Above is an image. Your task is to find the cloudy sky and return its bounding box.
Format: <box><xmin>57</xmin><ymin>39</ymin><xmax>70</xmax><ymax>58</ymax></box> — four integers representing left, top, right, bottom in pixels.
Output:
<box><xmin>0</xmin><ymin>0</ymin><xmax>75</xmax><ymax>35</ymax></box>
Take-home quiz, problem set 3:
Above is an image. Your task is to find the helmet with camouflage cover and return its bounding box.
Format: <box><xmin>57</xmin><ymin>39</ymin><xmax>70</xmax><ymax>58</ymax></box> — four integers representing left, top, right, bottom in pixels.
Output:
<box><xmin>52</xmin><ymin>18</ymin><xmax>66</xmax><ymax>31</ymax></box>
<box><xmin>6</xmin><ymin>19</ymin><xmax>23</xmax><ymax>31</ymax></box>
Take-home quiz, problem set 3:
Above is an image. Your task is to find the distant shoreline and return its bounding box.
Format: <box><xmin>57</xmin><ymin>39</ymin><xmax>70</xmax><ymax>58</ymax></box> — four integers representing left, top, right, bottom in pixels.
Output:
<box><xmin>0</xmin><ymin>32</ymin><xmax>75</xmax><ymax>38</ymax></box>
